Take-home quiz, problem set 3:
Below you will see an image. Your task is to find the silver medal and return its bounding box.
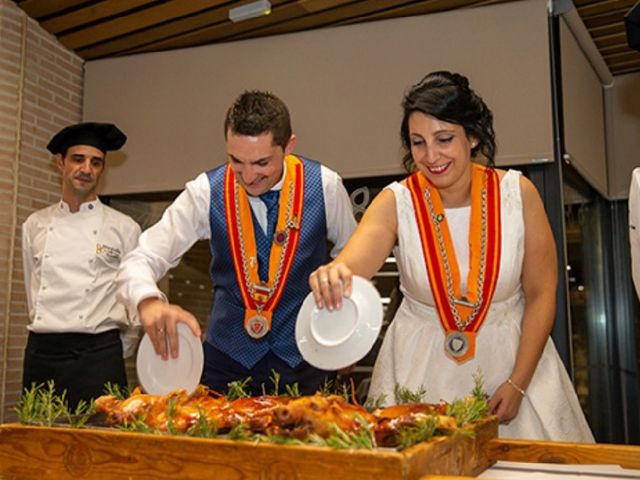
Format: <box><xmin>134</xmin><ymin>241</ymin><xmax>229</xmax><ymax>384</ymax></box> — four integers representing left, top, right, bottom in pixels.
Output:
<box><xmin>444</xmin><ymin>331</ymin><xmax>469</xmax><ymax>358</ymax></box>
<box><xmin>246</xmin><ymin>315</ymin><xmax>269</xmax><ymax>339</ymax></box>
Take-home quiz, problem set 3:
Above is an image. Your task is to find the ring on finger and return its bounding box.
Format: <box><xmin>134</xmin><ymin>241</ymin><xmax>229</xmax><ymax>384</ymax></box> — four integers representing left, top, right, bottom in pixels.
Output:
<box><xmin>157</xmin><ymin>327</ymin><xmax>165</xmax><ymax>334</ymax></box>
<box><xmin>320</xmin><ymin>277</ymin><xmax>329</xmax><ymax>284</ymax></box>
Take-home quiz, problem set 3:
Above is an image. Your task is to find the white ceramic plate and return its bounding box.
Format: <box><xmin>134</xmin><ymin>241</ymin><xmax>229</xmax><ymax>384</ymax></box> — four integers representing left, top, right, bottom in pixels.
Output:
<box><xmin>296</xmin><ymin>275</ymin><xmax>383</xmax><ymax>370</ymax></box>
<box><xmin>136</xmin><ymin>323</ymin><xmax>204</xmax><ymax>395</ymax></box>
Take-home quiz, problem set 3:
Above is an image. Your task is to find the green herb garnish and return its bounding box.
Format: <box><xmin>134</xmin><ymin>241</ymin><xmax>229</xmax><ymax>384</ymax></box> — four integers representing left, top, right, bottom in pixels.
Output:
<box><xmin>184</xmin><ymin>407</ymin><xmax>218</xmax><ymax>438</ymax></box>
<box><xmin>15</xmin><ymin>381</ymin><xmax>94</xmax><ymax>427</ymax></box>
<box><xmin>324</xmin><ymin>415</ymin><xmax>376</xmax><ymax>450</ymax></box>
<box><xmin>394</xmin><ymin>384</ymin><xmax>427</xmax><ymax>404</ymax></box>
<box><xmin>395</xmin><ymin>415</ymin><xmax>437</xmax><ymax>449</ymax></box>
<box><xmin>226</xmin><ymin>377</ymin><xmax>252</xmax><ymax>400</ymax></box>
<box><xmin>363</xmin><ymin>393</ymin><xmax>387</xmax><ymax>412</ymax></box>
<box><xmin>103</xmin><ymin>382</ymin><xmax>133</xmax><ymax>400</ymax></box>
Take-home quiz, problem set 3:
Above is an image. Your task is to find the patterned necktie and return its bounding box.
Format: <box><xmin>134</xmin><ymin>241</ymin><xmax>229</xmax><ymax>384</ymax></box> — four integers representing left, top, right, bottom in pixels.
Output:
<box><xmin>256</xmin><ymin>190</ymin><xmax>280</xmax><ymax>281</ymax></box>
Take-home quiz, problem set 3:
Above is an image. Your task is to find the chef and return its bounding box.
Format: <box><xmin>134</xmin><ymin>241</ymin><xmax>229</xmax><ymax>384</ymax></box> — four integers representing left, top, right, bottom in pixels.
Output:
<box><xmin>21</xmin><ymin>122</ymin><xmax>141</xmax><ymax>408</ymax></box>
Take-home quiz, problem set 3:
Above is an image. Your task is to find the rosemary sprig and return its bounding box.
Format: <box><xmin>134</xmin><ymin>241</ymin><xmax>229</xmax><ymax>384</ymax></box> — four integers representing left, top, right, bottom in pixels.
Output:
<box><xmin>103</xmin><ymin>382</ymin><xmax>133</xmax><ymax>400</ymax></box>
<box><xmin>228</xmin><ymin>422</ymin><xmax>253</xmax><ymax>441</ymax></box>
<box><xmin>226</xmin><ymin>377</ymin><xmax>252</xmax><ymax>400</ymax></box>
<box><xmin>362</xmin><ymin>393</ymin><xmax>387</xmax><ymax>412</ymax></box>
<box><xmin>118</xmin><ymin>416</ymin><xmax>158</xmax><ymax>434</ymax></box>
<box><xmin>269</xmin><ymin>370</ymin><xmax>280</xmax><ymax>396</ymax></box>
<box><xmin>254</xmin><ymin>434</ymin><xmax>308</xmax><ymax>446</ymax></box>
<box><xmin>393</xmin><ymin>384</ymin><xmax>427</xmax><ymax>404</ymax></box>
<box><xmin>15</xmin><ymin>381</ymin><xmax>73</xmax><ymax>427</ymax></box>
<box><xmin>184</xmin><ymin>407</ymin><xmax>218</xmax><ymax>438</ymax></box>
<box><xmin>446</xmin><ymin>395</ymin><xmax>489</xmax><ymax>426</ymax></box>
<box><xmin>395</xmin><ymin>415</ymin><xmax>437</xmax><ymax>449</ymax></box>
<box><xmin>445</xmin><ymin>371</ymin><xmax>490</xmax><ymax>427</ymax></box>
<box><xmin>316</xmin><ymin>377</ymin><xmax>334</xmax><ymax>396</ymax></box>
<box><xmin>284</xmin><ymin>383</ymin><xmax>300</xmax><ymax>397</ymax></box>
<box><xmin>64</xmin><ymin>399</ymin><xmax>95</xmax><ymax>428</ymax></box>
<box><xmin>471</xmin><ymin>370</ymin><xmax>489</xmax><ymax>402</ymax></box>
<box><xmin>166</xmin><ymin>397</ymin><xmax>177</xmax><ymax>435</ymax></box>
<box><xmin>335</xmin><ymin>380</ymin><xmax>351</xmax><ymax>402</ymax></box>
<box><xmin>324</xmin><ymin>417</ymin><xmax>376</xmax><ymax>450</ymax></box>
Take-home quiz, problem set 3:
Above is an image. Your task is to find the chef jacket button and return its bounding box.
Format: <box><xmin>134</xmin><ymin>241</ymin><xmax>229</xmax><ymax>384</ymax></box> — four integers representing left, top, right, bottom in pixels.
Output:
<box><xmin>79</xmin><ymin>315</ymin><xmax>83</xmax><ymax>319</ymax></box>
<box><xmin>85</xmin><ymin>288</ymin><xmax>90</xmax><ymax>293</ymax></box>
<box><xmin>42</xmin><ymin>286</ymin><xmax>46</xmax><ymax>290</ymax></box>
<box><xmin>93</xmin><ymin>230</ymin><xmax>97</xmax><ymax>235</ymax></box>
<box><xmin>49</xmin><ymin>227</ymin><xmax>53</xmax><ymax>231</ymax></box>
<box><xmin>89</xmin><ymin>204</ymin><xmax>94</xmax><ymax>210</ymax></box>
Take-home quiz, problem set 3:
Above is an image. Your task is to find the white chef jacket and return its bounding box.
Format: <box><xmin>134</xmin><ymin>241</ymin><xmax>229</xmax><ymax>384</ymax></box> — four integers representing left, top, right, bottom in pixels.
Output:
<box><xmin>22</xmin><ymin>198</ymin><xmax>141</xmax><ymax>357</ymax></box>
<box><xmin>117</xmin><ymin>163</ymin><xmax>357</xmax><ymax>315</ymax></box>
<box><xmin>629</xmin><ymin>167</ymin><xmax>640</xmax><ymax>300</ymax></box>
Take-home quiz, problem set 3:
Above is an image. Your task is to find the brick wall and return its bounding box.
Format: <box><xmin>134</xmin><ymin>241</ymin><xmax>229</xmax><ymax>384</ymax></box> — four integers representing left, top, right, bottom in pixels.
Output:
<box><xmin>0</xmin><ymin>0</ymin><xmax>83</xmax><ymax>421</ymax></box>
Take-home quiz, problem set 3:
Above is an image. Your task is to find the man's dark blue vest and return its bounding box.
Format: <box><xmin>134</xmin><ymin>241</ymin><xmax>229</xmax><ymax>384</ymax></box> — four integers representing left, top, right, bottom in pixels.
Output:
<box><xmin>206</xmin><ymin>158</ymin><xmax>328</xmax><ymax>369</ymax></box>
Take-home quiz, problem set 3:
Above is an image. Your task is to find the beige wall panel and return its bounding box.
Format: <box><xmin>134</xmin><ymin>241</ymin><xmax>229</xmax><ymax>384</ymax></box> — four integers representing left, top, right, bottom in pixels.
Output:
<box><xmin>560</xmin><ymin>19</ymin><xmax>608</xmax><ymax>197</ymax></box>
<box><xmin>85</xmin><ymin>0</ymin><xmax>552</xmax><ymax>195</ymax></box>
<box><xmin>606</xmin><ymin>72</ymin><xmax>640</xmax><ymax>199</ymax></box>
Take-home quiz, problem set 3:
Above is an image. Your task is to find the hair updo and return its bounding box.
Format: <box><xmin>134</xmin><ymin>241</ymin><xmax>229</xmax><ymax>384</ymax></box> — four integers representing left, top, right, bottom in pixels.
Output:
<box><xmin>400</xmin><ymin>71</ymin><xmax>496</xmax><ymax>172</ymax></box>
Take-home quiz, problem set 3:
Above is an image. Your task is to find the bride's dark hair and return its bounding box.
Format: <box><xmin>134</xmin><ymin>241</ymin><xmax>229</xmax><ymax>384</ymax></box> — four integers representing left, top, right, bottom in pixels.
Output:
<box><xmin>400</xmin><ymin>71</ymin><xmax>496</xmax><ymax>172</ymax></box>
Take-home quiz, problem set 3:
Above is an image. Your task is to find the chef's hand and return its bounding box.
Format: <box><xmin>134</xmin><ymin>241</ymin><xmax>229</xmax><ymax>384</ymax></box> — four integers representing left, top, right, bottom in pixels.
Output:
<box><xmin>138</xmin><ymin>297</ymin><xmax>202</xmax><ymax>360</ymax></box>
<box><xmin>488</xmin><ymin>382</ymin><xmax>524</xmax><ymax>425</ymax></box>
<box><xmin>309</xmin><ymin>262</ymin><xmax>353</xmax><ymax>311</ymax></box>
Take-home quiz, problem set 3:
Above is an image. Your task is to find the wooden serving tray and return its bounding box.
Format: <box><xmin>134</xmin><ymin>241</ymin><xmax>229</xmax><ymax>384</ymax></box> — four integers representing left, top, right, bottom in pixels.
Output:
<box><xmin>0</xmin><ymin>417</ymin><xmax>497</xmax><ymax>479</ymax></box>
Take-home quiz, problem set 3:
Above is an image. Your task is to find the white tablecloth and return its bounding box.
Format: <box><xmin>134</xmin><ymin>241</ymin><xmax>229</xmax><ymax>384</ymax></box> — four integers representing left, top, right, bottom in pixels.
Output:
<box><xmin>479</xmin><ymin>461</ymin><xmax>640</xmax><ymax>479</ymax></box>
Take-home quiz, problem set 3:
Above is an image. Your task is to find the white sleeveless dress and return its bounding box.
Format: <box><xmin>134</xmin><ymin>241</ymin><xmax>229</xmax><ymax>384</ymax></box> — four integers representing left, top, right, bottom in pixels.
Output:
<box><xmin>368</xmin><ymin>170</ymin><xmax>594</xmax><ymax>442</ymax></box>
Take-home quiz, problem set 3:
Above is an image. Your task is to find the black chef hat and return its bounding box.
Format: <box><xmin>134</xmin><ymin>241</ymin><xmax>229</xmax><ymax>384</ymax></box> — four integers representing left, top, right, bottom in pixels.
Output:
<box><xmin>46</xmin><ymin>122</ymin><xmax>127</xmax><ymax>155</ymax></box>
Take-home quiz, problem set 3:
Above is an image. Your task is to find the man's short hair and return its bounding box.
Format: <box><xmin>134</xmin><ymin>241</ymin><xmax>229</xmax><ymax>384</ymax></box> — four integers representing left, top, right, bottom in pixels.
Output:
<box><xmin>224</xmin><ymin>91</ymin><xmax>292</xmax><ymax>150</ymax></box>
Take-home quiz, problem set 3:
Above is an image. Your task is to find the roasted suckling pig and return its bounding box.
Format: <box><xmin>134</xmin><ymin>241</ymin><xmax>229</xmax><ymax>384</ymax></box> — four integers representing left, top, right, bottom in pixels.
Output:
<box><xmin>93</xmin><ymin>386</ymin><xmax>485</xmax><ymax>449</ymax></box>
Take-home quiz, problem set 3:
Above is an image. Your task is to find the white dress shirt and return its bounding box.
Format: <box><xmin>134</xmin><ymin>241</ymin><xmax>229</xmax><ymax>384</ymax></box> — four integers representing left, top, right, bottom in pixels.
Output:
<box><xmin>117</xmin><ymin>163</ymin><xmax>357</xmax><ymax>315</ymax></box>
<box><xmin>629</xmin><ymin>167</ymin><xmax>640</xmax><ymax>300</ymax></box>
<box><xmin>22</xmin><ymin>199</ymin><xmax>141</xmax><ymax>356</ymax></box>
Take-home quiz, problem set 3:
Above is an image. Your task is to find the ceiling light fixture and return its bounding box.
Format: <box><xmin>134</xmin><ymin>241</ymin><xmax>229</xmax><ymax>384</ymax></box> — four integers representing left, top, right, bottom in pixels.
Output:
<box><xmin>229</xmin><ymin>0</ymin><xmax>271</xmax><ymax>23</ymax></box>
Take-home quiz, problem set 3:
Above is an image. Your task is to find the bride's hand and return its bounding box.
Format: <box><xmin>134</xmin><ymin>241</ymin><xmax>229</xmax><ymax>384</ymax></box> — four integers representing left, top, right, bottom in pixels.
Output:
<box><xmin>309</xmin><ymin>262</ymin><xmax>353</xmax><ymax>310</ymax></box>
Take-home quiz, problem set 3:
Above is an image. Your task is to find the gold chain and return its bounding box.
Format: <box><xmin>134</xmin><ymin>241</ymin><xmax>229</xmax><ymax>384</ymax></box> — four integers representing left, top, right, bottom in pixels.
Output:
<box><xmin>234</xmin><ymin>180</ymin><xmax>294</xmax><ymax>310</ymax></box>
<box><xmin>423</xmin><ymin>171</ymin><xmax>488</xmax><ymax>330</ymax></box>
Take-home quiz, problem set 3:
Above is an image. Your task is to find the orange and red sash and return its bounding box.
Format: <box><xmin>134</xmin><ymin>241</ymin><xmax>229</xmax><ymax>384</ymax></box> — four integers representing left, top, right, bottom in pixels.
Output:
<box><xmin>407</xmin><ymin>163</ymin><xmax>501</xmax><ymax>363</ymax></box>
<box><xmin>224</xmin><ymin>155</ymin><xmax>304</xmax><ymax>338</ymax></box>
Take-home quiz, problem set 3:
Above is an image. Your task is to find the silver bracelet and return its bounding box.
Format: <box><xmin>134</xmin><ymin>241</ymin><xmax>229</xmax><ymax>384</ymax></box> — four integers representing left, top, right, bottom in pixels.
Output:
<box><xmin>507</xmin><ymin>378</ymin><xmax>526</xmax><ymax>397</ymax></box>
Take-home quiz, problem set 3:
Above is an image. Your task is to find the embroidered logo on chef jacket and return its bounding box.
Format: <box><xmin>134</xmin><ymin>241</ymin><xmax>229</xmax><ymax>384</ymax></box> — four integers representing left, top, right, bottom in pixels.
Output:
<box><xmin>96</xmin><ymin>243</ymin><xmax>121</xmax><ymax>259</ymax></box>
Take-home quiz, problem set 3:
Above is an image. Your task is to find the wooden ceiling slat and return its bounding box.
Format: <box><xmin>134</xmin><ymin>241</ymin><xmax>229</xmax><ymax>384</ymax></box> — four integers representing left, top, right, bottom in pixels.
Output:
<box><xmin>77</xmin><ymin>10</ymin><xmax>227</xmax><ymax>60</ymax></box>
<box><xmin>14</xmin><ymin>0</ymin><xmax>90</xmax><ymax>19</ymax></box>
<box><xmin>228</xmin><ymin>0</ymin><xmax>485</xmax><ymax>44</ymax></box>
<box><xmin>228</xmin><ymin>0</ymin><xmax>421</xmax><ymax>41</ymax></box>
<box><xmin>587</xmin><ymin>20</ymin><xmax>626</xmax><ymax>38</ymax></box>
<box><xmin>331</xmin><ymin>0</ymin><xmax>507</xmax><ymax>27</ymax></box>
<box><xmin>613</xmin><ymin>64</ymin><xmax>640</xmax><ymax>74</ymax></box>
<box><xmin>594</xmin><ymin>30</ymin><xmax>629</xmax><ymax>48</ymax></box>
<box><xmin>58</xmin><ymin>0</ymin><xmax>228</xmax><ymax>50</ymax></box>
<box><xmin>11</xmin><ymin>0</ymin><xmax>640</xmax><ymax>76</ymax></box>
<box><xmin>77</xmin><ymin>0</ymin><xmax>292</xmax><ymax>59</ymax></box>
<box><xmin>608</xmin><ymin>57</ymin><xmax>640</xmax><ymax>69</ymax></box>
<box><xmin>122</xmin><ymin>0</ymin><xmax>367</xmax><ymax>56</ymax></box>
<box><xmin>298</xmin><ymin>0</ymin><xmax>356</xmax><ymax>13</ymax></box>
<box><xmin>41</xmin><ymin>0</ymin><xmax>160</xmax><ymax>34</ymax></box>
<box><xmin>606</xmin><ymin>50</ymin><xmax>640</xmax><ymax>62</ymax></box>
<box><xmin>576</xmin><ymin>0</ymin><xmax>636</xmax><ymax>20</ymax></box>
<box><xmin>598</xmin><ymin>43</ymin><xmax>634</xmax><ymax>55</ymax></box>
<box><xmin>582</xmin><ymin>9</ymin><xmax>629</xmax><ymax>29</ymax></box>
